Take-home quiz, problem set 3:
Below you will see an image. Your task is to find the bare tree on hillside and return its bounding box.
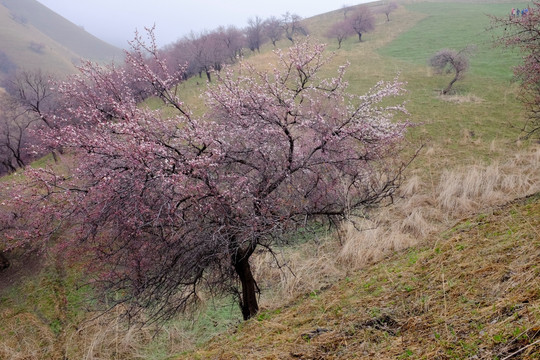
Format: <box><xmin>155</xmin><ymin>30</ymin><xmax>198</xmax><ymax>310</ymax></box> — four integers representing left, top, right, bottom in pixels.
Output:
<box><xmin>348</xmin><ymin>6</ymin><xmax>375</xmax><ymax>42</ymax></box>
<box><xmin>326</xmin><ymin>20</ymin><xmax>354</xmax><ymax>49</ymax></box>
<box><xmin>0</xmin><ymin>98</ymin><xmax>33</xmax><ymax>173</ymax></box>
<box><xmin>0</xmin><ymin>70</ymin><xmax>57</xmax><ymax>175</ymax></box>
<box><xmin>379</xmin><ymin>2</ymin><xmax>398</xmax><ymax>22</ymax></box>
<box><xmin>429</xmin><ymin>46</ymin><xmax>475</xmax><ymax>95</ymax></box>
<box><xmin>216</xmin><ymin>26</ymin><xmax>245</xmax><ymax>61</ymax></box>
<box><xmin>264</xmin><ymin>16</ymin><xmax>283</xmax><ymax>47</ymax></box>
<box><xmin>5</xmin><ymin>70</ymin><xmax>56</xmax><ymax>127</ymax></box>
<box><xmin>246</xmin><ymin>16</ymin><xmax>265</xmax><ymax>53</ymax></box>
<box><xmin>282</xmin><ymin>12</ymin><xmax>308</xmax><ymax>43</ymax></box>
<box><xmin>184</xmin><ymin>32</ymin><xmax>222</xmax><ymax>82</ymax></box>
<box><xmin>163</xmin><ymin>38</ymin><xmax>199</xmax><ymax>80</ymax></box>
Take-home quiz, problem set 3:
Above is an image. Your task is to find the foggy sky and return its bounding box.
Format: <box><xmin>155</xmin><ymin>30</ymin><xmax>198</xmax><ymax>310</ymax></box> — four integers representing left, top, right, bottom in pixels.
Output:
<box><xmin>36</xmin><ymin>0</ymin><xmax>372</xmax><ymax>48</ymax></box>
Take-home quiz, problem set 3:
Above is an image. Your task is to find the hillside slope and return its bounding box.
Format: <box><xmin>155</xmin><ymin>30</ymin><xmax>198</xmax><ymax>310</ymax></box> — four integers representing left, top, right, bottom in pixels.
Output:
<box><xmin>0</xmin><ymin>0</ymin><xmax>538</xmax><ymax>359</ymax></box>
<box><xmin>2</xmin><ymin>0</ymin><xmax>122</xmax><ymax>61</ymax></box>
<box><xmin>0</xmin><ymin>0</ymin><xmax>123</xmax><ymax>82</ymax></box>
<box><xmin>180</xmin><ymin>193</ymin><xmax>540</xmax><ymax>359</ymax></box>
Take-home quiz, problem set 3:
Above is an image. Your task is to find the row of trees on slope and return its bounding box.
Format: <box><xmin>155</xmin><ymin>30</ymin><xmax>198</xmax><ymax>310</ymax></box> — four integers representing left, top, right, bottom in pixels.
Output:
<box><xmin>0</xmin><ymin>11</ymin><xmax>311</xmax><ymax>176</ymax></box>
<box><xmin>326</xmin><ymin>3</ymin><xmax>398</xmax><ymax>48</ymax></box>
<box><xmin>163</xmin><ymin>12</ymin><xmax>308</xmax><ymax>82</ymax></box>
<box><xmin>0</xmin><ymin>32</ymin><xmax>412</xmax><ymax>321</ymax></box>
<box><xmin>0</xmin><ymin>3</ymin><xmax>400</xmax><ymax>176</ymax></box>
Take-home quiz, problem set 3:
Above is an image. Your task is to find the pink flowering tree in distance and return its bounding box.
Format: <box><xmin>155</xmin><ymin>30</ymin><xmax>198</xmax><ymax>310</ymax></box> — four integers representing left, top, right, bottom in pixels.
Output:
<box><xmin>491</xmin><ymin>2</ymin><xmax>540</xmax><ymax>138</ymax></box>
<box><xmin>1</xmin><ymin>30</ymin><xmax>412</xmax><ymax>321</ymax></box>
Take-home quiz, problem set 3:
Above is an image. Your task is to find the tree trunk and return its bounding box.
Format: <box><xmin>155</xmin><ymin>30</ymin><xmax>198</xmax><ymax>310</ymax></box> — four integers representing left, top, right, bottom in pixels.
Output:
<box><xmin>233</xmin><ymin>254</ymin><xmax>259</xmax><ymax>320</ymax></box>
<box><xmin>0</xmin><ymin>252</ymin><xmax>10</xmax><ymax>271</ymax></box>
<box><xmin>358</xmin><ymin>32</ymin><xmax>363</xmax><ymax>42</ymax></box>
<box><xmin>443</xmin><ymin>74</ymin><xmax>459</xmax><ymax>95</ymax></box>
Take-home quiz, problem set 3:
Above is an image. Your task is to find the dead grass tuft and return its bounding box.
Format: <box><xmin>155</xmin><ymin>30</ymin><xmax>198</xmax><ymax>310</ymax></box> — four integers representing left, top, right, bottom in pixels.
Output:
<box><xmin>338</xmin><ymin>219</ymin><xmax>417</xmax><ymax>269</ymax></box>
<box><xmin>253</xmin><ymin>236</ymin><xmax>343</xmax><ymax>308</ymax></box>
<box><xmin>335</xmin><ymin>145</ymin><xmax>539</xmax><ymax>275</ymax></box>
<box><xmin>437</xmin><ymin>147</ymin><xmax>540</xmax><ymax>217</ymax></box>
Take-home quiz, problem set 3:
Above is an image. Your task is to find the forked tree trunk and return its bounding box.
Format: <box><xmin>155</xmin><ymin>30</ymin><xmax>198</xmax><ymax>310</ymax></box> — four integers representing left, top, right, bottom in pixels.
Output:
<box><xmin>233</xmin><ymin>254</ymin><xmax>259</xmax><ymax>320</ymax></box>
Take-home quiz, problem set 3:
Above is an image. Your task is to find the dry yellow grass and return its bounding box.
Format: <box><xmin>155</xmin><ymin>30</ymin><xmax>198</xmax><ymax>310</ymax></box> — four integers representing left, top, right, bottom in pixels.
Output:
<box><xmin>248</xmin><ymin>145</ymin><xmax>540</xmax><ymax>315</ymax></box>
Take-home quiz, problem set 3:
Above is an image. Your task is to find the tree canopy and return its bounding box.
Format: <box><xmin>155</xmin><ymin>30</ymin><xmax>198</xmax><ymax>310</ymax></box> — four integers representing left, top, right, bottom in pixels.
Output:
<box><xmin>429</xmin><ymin>46</ymin><xmax>475</xmax><ymax>95</ymax></box>
<box><xmin>0</xmin><ymin>31</ymin><xmax>412</xmax><ymax>321</ymax></box>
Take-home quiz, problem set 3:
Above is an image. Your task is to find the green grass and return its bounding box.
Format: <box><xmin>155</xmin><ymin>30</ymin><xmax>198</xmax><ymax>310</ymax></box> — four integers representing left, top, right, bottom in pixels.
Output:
<box><xmin>309</xmin><ymin>2</ymin><xmax>529</xmax><ymax>176</ymax></box>
<box><xmin>378</xmin><ymin>2</ymin><xmax>528</xmax><ymax>80</ymax></box>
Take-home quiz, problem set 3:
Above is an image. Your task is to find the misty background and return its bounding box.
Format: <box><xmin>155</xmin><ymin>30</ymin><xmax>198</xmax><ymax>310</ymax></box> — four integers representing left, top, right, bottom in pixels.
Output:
<box><xmin>36</xmin><ymin>0</ymin><xmax>371</xmax><ymax>48</ymax></box>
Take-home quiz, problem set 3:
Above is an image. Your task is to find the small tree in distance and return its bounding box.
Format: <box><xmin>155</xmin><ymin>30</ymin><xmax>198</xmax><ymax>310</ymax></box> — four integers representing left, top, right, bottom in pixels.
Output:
<box><xmin>429</xmin><ymin>46</ymin><xmax>475</xmax><ymax>95</ymax></box>
<box><xmin>1</xmin><ymin>31</ymin><xmax>413</xmax><ymax>322</ymax></box>
<box><xmin>264</xmin><ymin>16</ymin><xmax>283</xmax><ymax>47</ymax></box>
<box><xmin>348</xmin><ymin>6</ymin><xmax>375</xmax><ymax>42</ymax></box>
<box><xmin>281</xmin><ymin>12</ymin><xmax>308</xmax><ymax>43</ymax></box>
<box><xmin>326</xmin><ymin>20</ymin><xmax>354</xmax><ymax>48</ymax></box>
<box><xmin>380</xmin><ymin>2</ymin><xmax>398</xmax><ymax>22</ymax></box>
<box><xmin>246</xmin><ymin>16</ymin><xmax>266</xmax><ymax>53</ymax></box>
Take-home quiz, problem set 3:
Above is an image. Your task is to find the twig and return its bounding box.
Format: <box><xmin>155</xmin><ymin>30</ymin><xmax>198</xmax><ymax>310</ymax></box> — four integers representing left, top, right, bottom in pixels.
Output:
<box><xmin>441</xmin><ymin>268</ymin><xmax>449</xmax><ymax>338</ymax></box>
<box><xmin>500</xmin><ymin>338</ymin><xmax>540</xmax><ymax>360</ymax></box>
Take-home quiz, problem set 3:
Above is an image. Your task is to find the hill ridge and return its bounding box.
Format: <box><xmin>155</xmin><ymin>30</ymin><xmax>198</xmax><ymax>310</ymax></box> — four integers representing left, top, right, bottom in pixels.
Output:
<box><xmin>1</xmin><ymin>0</ymin><xmax>123</xmax><ymax>62</ymax></box>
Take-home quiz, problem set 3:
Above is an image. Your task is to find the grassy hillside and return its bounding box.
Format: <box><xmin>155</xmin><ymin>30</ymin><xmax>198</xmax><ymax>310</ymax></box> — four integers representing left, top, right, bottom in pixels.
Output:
<box><xmin>175</xmin><ymin>0</ymin><xmax>540</xmax><ymax>357</ymax></box>
<box><xmin>0</xmin><ymin>0</ymin><xmax>538</xmax><ymax>359</ymax></box>
<box><xmin>0</xmin><ymin>3</ymin><xmax>77</xmax><ymax>77</ymax></box>
<box><xmin>181</xmin><ymin>193</ymin><xmax>540</xmax><ymax>359</ymax></box>
<box><xmin>378</xmin><ymin>2</ymin><xmax>528</xmax><ymax>80</ymax></box>
<box><xmin>2</xmin><ymin>0</ymin><xmax>123</xmax><ymax>62</ymax></box>
<box><xmin>0</xmin><ymin>0</ymin><xmax>123</xmax><ymax>84</ymax></box>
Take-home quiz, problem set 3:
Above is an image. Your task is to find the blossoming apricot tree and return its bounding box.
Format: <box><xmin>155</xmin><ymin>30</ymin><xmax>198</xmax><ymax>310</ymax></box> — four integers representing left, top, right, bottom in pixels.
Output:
<box><xmin>1</xmin><ymin>31</ymin><xmax>412</xmax><ymax>321</ymax></box>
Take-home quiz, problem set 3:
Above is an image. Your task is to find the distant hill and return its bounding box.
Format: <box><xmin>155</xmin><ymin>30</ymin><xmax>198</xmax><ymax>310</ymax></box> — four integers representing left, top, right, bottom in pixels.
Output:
<box><xmin>0</xmin><ymin>0</ymin><xmax>123</xmax><ymax>82</ymax></box>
